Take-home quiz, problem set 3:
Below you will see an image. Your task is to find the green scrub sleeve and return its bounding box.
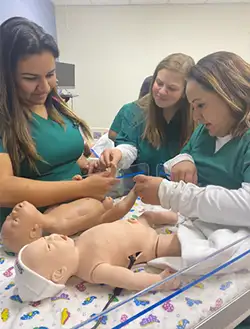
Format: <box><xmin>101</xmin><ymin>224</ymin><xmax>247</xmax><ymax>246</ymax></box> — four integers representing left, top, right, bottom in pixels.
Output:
<box><xmin>242</xmin><ymin>140</ymin><xmax>250</xmax><ymax>183</ymax></box>
<box><xmin>115</xmin><ymin>104</ymin><xmax>145</xmax><ymax>148</ymax></box>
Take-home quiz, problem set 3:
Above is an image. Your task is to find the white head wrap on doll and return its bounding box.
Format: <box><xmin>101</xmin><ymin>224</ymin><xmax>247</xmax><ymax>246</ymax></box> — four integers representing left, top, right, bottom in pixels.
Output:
<box><xmin>14</xmin><ymin>245</ymin><xmax>65</xmax><ymax>302</ymax></box>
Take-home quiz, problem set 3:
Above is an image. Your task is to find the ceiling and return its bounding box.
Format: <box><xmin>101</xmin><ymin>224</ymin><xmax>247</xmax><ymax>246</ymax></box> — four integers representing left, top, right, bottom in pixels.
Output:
<box><xmin>52</xmin><ymin>0</ymin><xmax>250</xmax><ymax>5</ymax></box>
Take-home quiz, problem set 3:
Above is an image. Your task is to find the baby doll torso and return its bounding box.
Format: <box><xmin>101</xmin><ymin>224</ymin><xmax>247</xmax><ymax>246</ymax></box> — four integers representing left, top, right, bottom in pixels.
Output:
<box><xmin>75</xmin><ymin>219</ymin><xmax>158</xmax><ymax>282</ymax></box>
<box><xmin>46</xmin><ymin>197</ymin><xmax>111</xmax><ymax>220</ymax></box>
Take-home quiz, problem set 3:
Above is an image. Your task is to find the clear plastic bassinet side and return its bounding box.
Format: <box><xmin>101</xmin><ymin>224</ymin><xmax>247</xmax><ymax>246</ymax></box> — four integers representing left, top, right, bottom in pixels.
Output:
<box><xmin>107</xmin><ymin>162</ymin><xmax>150</xmax><ymax>199</ymax></box>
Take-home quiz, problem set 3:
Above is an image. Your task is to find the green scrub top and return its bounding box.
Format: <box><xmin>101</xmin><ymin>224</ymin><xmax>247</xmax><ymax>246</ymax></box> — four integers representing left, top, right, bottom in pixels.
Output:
<box><xmin>0</xmin><ymin>111</ymin><xmax>84</xmax><ymax>225</ymax></box>
<box><xmin>181</xmin><ymin>124</ymin><xmax>250</xmax><ymax>188</ymax></box>
<box><xmin>110</xmin><ymin>103</ymin><xmax>134</xmax><ymax>134</ymax></box>
<box><xmin>115</xmin><ymin>102</ymin><xmax>182</xmax><ymax>176</ymax></box>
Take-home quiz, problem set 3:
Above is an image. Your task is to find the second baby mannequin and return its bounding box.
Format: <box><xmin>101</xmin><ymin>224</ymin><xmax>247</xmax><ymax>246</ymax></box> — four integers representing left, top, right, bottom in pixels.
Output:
<box><xmin>1</xmin><ymin>172</ymin><xmax>140</xmax><ymax>253</ymax></box>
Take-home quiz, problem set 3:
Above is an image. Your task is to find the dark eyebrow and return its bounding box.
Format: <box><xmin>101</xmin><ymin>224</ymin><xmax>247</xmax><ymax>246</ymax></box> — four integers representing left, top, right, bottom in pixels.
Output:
<box><xmin>21</xmin><ymin>69</ymin><xmax>56</xmax><ymax>77</ymax></box>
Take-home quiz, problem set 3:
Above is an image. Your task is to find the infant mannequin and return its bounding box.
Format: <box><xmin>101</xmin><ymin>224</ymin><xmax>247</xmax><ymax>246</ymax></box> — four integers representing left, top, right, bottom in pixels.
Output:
<box><xmin>15</xmin><ymin>208</ymin><xmax>181</xmax><ymax>302</ymax></box>
<box><xmin>1</xmin><ymin>174</ymin><xmax>137</xmax><ymax>253</ymax></box>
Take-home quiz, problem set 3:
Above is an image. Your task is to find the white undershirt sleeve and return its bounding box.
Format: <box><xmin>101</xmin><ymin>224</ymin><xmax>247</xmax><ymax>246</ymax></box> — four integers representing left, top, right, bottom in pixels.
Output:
<box><xmin>115</xmin><ymin>144</ymin><xmax>138</xmax><ymax>169</ymax></box>
<box><xmin>163</xmin><ymin>153</ymin><xmax>195</xmax><ymax>174</ymax></box>
<box><xmin>158</xmin><ymin>180</ymin><xmax>250</xmax><ymax>227</ymax></box>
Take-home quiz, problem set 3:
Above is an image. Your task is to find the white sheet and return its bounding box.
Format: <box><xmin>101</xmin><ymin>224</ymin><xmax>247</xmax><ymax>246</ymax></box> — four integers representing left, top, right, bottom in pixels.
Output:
<box><xmin>149</xmin><ymin>219</ymin><xmax>250</xmax><ymax>276</ymax></box>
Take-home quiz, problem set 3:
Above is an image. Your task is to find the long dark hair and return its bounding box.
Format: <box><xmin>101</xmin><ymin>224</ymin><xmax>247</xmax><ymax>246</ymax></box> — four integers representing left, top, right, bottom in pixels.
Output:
<box><xmin>0</xmin><ymin>17</ymin><xmax>91</xmax><ymax>175</ymax></box>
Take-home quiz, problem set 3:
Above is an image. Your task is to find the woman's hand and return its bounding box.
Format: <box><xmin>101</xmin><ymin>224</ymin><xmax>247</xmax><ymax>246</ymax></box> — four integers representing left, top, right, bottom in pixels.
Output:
<box><xmin>77</xmin><ymin>154</ymin><xmax>105</xmax><ymax>175</ymax></box>
<box><xmin>82</xmin><ymin>171</ymin><xmax>119</xmax><ymax>200</ymax></box>
<box><xmin>100</xmin><ymin>148</ymin><xmax>122</xmax><ymax>168</ymax></box>
<box><xmin>87</xmin><ymin>159</ymin><xmax>104</xmax><ymax>174</ymax></box>
<box><xmin>77</xmin><ymin>154</ymin><xmax>90</xmax><ymax>174</ymax></box>
<box><xmin>134</xmin><ymin>175</ymin><xmax>163</xmax><ymax>205</ymax></box>
<box><xmin>171</xmin><ymin>161</ymin><xmax>198</xmax><ymax>184</ymax></box>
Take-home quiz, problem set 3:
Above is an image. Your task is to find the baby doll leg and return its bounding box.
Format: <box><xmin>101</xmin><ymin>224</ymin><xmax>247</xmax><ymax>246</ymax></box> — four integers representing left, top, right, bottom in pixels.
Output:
<box><xmin>92</xmin><ymin>263</ymin><xmax>180</xmax><ymax>291</ymax></box>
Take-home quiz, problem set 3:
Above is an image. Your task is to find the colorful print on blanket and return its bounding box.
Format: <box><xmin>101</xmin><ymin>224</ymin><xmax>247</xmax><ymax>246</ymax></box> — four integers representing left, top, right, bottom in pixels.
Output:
<box><xmin>1</xmin><ymin>198</ymin><xmax>250</xmax><ymax>328</ymax></box>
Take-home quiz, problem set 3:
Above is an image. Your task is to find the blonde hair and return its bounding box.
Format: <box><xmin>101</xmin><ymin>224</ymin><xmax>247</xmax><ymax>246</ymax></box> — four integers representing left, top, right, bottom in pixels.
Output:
<box><xmin>136</xmin><ymin>53</ymin><xmax>195</xmax><ymax>149</ymax></box>
<box><xmin>188</xmin><ymin>51</ymin><xmax>250</xmax><ymax>137</ymax></box>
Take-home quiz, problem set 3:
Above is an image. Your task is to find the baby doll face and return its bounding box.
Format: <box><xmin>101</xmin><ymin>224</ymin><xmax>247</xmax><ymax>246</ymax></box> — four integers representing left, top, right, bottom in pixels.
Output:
<box><xmin>21</xmin><ymin>234</ymin><xmax>78</xmax><ymax>284</ymax></box>
<box><xmin>1</xmin><ymin>214</ymin><xmax>43</xmax><ymax>253</ymax></box>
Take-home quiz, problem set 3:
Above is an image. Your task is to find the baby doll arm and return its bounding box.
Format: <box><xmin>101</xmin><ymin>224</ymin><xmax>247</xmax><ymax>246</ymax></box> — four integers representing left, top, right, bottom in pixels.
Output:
<box><xmin>91</xmin><ymin>263</ymin><xmax>179</xmax><ymax>291</ymax></box>
<box><xmin>139</xmin><ymin>210</ymin><xmax>178</xmax><ymax>227</ymax></box>
<box><xmin>100</xmin><ymin>187</ymin><xmax>137</xmax><ymax>223</ymax></box>
<box><xmin>49</xmin><ymin>213</ymin><xmax>102</xmax><ymax>236</ymax></box>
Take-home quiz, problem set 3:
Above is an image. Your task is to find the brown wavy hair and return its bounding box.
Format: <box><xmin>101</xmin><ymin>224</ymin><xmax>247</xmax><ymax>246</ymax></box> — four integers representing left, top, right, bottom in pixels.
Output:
<box><xmin>136</xmin><ymin>53</ymin><xmax>195</xmax><ymax>149</ymax></box>
<box><xmin>187</xmin><ymin>51</ymin><xmax>250</xmax><ymax>137</ymax></box>
<box><xmin>0</xmin><ymin>17</ymin><xmax>92</xmax><ymax>176</ymax></box>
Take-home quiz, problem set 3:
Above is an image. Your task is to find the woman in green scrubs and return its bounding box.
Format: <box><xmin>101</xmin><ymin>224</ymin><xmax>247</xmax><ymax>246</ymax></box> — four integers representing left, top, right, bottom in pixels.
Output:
<box><xmin>0</xmin><ymin>17</ymin><xmax>117</xmax><ymax>227</ymax></box>
<box><xmin>101</xmin><ymin>53</ymin><xmax>196</xmax><ymax>176</ymax></box>
<box><xmin>134</xmin><ymin>51</ymin><xmax>250</xmax><ymax>328</ymax></box>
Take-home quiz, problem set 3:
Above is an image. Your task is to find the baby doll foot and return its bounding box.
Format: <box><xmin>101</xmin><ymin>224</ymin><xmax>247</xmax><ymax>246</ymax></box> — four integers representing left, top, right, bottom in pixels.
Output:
<box><xmin>159</xmin><ymin>269</ymin><xmax>181</xmax><ymax>291</ymax></box>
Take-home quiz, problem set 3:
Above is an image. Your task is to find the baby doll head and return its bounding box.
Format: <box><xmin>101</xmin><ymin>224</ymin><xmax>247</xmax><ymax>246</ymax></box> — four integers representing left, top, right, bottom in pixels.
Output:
<box><xmin>15</xmin><ymin>234</ymin><xmax>78</xmax><ymax>301</ymax></box>
<box><xmin>1</xmin><ymin>202</ymin><xmax>44</xmax><ymax>253</ymax></box>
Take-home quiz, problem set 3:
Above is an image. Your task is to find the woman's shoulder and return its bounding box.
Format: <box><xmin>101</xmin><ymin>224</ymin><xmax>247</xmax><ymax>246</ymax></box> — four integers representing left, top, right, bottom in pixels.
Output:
<box><xmin>121</xmin><ymin>101</ymin><xmax>145</xmax><ymax>124</ymax></box>
<box><xmin>121</xmin><ymin>101</ymin><xmax>143</xmax><ymax>114</ymax></box>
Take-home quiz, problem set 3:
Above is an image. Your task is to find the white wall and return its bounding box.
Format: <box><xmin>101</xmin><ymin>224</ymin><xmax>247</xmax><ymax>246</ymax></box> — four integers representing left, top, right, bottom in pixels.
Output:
<box><xmin>55</xmin><ymin>4</ymin><xmax>250</xmax><ymax>128</ymax></box>
<box><xmin>1</xmin><ymin>0</ymin><xmax>57</xmax><ymax>39</ymax></box>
